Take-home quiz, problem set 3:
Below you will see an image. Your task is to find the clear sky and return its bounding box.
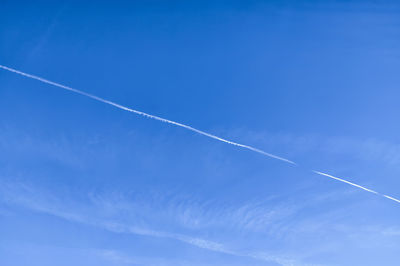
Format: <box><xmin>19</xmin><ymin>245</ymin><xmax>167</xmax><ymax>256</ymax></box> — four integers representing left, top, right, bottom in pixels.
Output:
<box><xmin>1</xmin><ymin>1</ymin><xmax>400</xmax><ymax>265</ymax></box>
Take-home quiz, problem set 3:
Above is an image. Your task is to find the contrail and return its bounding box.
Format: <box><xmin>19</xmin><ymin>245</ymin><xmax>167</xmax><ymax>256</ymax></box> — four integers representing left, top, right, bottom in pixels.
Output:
<box><xmin>311</xmin><ymin>170</ymin><xmax>400</xmax><ymax>204</ymax></box>
<box><xmin>0</xmin><ymin>64</ymin><xmax>295</xmax><ymax>165</ymax></box>
<box><xmin>312</xmin><ymin>171</ymin><xmax>378</xmax><ymax>194</ymax></box>
<box><xmin>1</xmin><ymin>64</ymin><xmax>399</xmax><ymax>205</ymax></box>
<box><xmin>383</xmin><ymin>195</ymin><xmax>400</xmax><ymax>204</ymax></box>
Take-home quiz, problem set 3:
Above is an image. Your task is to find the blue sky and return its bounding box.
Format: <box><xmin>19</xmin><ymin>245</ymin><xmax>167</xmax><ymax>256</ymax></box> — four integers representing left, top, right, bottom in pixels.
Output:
<box><xmin>1</xmin><ymin>1</ymin><xmax>400</xmax><ymax>265</ymax></box>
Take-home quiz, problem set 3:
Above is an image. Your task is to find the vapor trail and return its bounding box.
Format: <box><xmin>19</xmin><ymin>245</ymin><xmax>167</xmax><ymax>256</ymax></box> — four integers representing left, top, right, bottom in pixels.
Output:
<box><xmin>1</xmin><ymin>64</ymin><xmax>399</xmax><ymax>205</ymax></box>
<box><xmin>312</xmin><ymin>171</ymin><xmax>378</xmax><ymax>194</ymax></box>
<box><xmin>312</xmin><ymin>170</ymin><xmax>400</xmax><ymax>204</ymax></box>
<box><xmin>0</xmin><ymin>64</ymin><xmax>295</xmax><ymax>164</ymax></box>
<box><xmin>383</xmin><ymin>195</ymin><xmax>400</xmax><ymax>204</ymax></box>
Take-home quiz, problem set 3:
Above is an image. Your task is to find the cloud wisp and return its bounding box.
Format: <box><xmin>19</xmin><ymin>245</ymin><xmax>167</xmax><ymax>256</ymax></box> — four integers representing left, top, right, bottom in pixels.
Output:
<box><xmin>1</xmin><ymin>64</ymin><xmax>399</xmax><ymax>205</ymax></box>
<box><xmin>0</xmin><ymin>182</ymin><xmax>301</xmax><ymax>266</ymax></box>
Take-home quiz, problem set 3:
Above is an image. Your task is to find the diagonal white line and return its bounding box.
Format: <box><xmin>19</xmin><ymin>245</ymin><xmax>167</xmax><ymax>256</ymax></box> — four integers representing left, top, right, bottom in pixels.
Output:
<box><xmin>2</xmin><ymin>64</ymin><xmax>400</xmax><ymax>205</ymax></box>
<box><xmin>312</xmin><ymin>171</ymin><xmax>378</xmax><ymax>194</ymax></box>
<box><xmin>0</xmin><ymin>64</ymin><xmax>295</xmax><ymax>165</ymax></box>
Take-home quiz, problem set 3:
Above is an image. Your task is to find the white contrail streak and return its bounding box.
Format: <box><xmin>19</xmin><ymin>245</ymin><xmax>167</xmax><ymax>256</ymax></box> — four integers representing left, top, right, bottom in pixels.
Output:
<box><xmin>0</xmin><ymin>64</ymin><xmax>295</xmax><ymax>165</ymax></box>
<box><xmin>313</xmin><ymin>170</ymin><xmax>400</xmax><ymax>204</ymax></box>
<box><xmin>383</xmin><ymin>195</ymin><xmax>400</xmax><ymax>204</ymax></box>
<box><xmin>1</xmin><ymin>64</ymin><xmax>400</xmax><ymax>205</ymax></box>
<box><xmin>312</xmin><ymin>171</ymin><xmax>378</xmax><ymax>194</ymax></box>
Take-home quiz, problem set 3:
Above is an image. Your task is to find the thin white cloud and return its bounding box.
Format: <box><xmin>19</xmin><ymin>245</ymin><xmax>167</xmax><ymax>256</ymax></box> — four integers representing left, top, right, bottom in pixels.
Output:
<box><xmin>238</xmin><ymin>131</ymin><xmax>400</xmax><ymax>167</ymax></box>
<box><xmin>312</xmin><ymin>170</ymin><xmax>400</xmax><ymax>204</ymax></box>
<box><xmin>312</xmin><ymin>171</ymin><xmax>378</xmax><ymax>194</ymax></box>
<box><xmin>0</xmin><ymin>182</ymin><xmax>301</xmax><ymax>266</ymax></box>
<box><xmin>0</xmin><ymin>64</ymin><xmax>295</xmax><ymax>165</ymax></box>
<box><xmin>1</xmin><ymin>64</ymin><xmax>399</xmax><ymax>206</ymax></box>
<box><xmin>382</xmin><ymin>227</ymin><xmax>400</xmax><ymax>236</ymax></box>
<box><xmin>383</xmin><ymin>195</ymin><xmax>400</xmax><ymax>204</ymax></box>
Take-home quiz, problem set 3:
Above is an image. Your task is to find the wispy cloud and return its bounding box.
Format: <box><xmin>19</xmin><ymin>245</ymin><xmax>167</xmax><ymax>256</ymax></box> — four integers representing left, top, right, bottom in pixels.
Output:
<box><xmin>382</xmin><ymin>227</ymin><xmax>400</xmax><ymax>237</ymax></box>
<box><xmin>235</xmin><ymin>130</ymin><xmax>400</xmax><ymax>167</ymax></box>
<box><xmin>0</xmin><ymin>181</ymin><xmax>309</xmax><ymax>266</ymax></box>
<box><xmin>5</xmin><ymin>179</ymin><xmax>398</xmax><ymax>266</ymax></box>
<box><xmin>96</xmin><ymin>248</ymin><xmax>305</xmax><ymax>266</ymax></box>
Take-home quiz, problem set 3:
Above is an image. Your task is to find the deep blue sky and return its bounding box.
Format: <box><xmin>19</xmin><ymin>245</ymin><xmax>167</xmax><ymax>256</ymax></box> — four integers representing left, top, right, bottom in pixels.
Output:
<box><xmin>1</xmin><ymin>1</ymin><xmax>400</xmax><ymax>265</ymax></box>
